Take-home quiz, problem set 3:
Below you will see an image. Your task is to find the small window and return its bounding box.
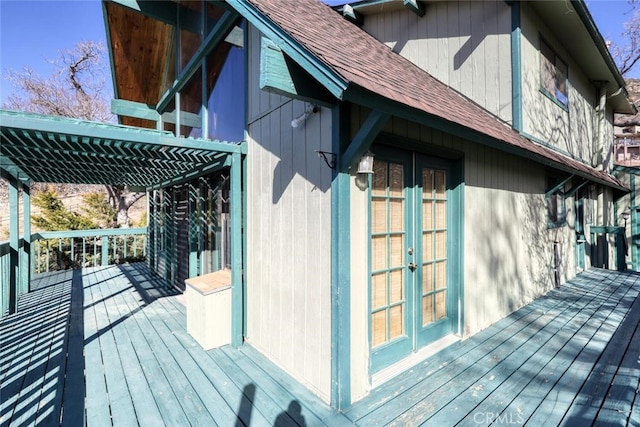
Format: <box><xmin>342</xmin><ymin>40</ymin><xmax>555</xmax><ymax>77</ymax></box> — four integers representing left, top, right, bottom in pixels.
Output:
<box><xmin>547</xmin><ymin>191</ymin><xmax>566</xmax><ymax>227</ymax></box>
<box><xmin>546</xmin><ymin>176</ymin><xmax>567</xmax><ymax>228</ymax></box>
<box><xmin>540</xmin><ymin>38</ymin><xmax>568</xmax><ymax>107</ymax></box>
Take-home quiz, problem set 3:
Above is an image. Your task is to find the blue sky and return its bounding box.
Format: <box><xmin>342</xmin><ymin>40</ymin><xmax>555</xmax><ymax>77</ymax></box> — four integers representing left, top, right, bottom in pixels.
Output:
<box><xmin>0</xmin><ymin>0</ymin><xmax>637</xmax><ymax>105</ymax></box>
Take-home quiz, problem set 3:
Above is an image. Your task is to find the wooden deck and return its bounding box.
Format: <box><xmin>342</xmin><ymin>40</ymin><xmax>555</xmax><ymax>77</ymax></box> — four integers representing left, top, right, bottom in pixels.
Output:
<box><xmin>1</xmin><ymin>266</ymin><xmax>639</xmax><ymax>426</ymax></box>
<box><xmin>0</xmin><ymin>264</ymin><xmax>347</xmax><ymax>427</ymax></box>
<box><xmin>344</xmin><ymin>268</ymin><xmax>640</xmax><ymax>426</ymax></box>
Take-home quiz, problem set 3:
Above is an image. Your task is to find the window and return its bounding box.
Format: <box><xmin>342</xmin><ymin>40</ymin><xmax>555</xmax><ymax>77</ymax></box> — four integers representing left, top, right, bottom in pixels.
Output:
<box><xmin>546</xmin><ymin>176</ymin><xmax>567</xmax><ymax>228</ymax></box>
<box><xmin>540</xmin><ymin>38</ymin><xmax>568</xmax><ymax>107</ymax></box>
<box><xmin>547</xmin><ymin>191</ymin><xmax>566</xmax><ymax>227</ymax></box>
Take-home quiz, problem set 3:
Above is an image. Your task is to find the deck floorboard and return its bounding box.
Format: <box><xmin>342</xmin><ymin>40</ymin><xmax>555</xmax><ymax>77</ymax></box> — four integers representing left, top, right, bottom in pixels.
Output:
<box><xmin>2</xmin><ymin>266</ymin><xmax>639</xmax><ymax>426</ymax></box>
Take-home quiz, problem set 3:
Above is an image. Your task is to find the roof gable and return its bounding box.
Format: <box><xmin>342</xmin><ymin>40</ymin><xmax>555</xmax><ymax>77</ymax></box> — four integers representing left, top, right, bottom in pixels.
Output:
<box><xmin>229</xmin><ymin>0</ymin><xmax>627</xmax><ymax>192</ymax></box>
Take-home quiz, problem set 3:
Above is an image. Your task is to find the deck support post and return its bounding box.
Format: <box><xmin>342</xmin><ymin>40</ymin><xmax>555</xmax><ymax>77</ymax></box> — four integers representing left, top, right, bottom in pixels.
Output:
<box><xmin>230</xmin><ymin>152</ymin><xmax>243</xmax><ymax>347</ymax></box>
<box><xmin>8</xmin><ymin>175</ymin><xmax>19</xmax><ymax>314</ymax></box>
<box><xmin>22</xmin><ymin>182</ymin><xmax>31</xmax><ymax>293</ymax></box>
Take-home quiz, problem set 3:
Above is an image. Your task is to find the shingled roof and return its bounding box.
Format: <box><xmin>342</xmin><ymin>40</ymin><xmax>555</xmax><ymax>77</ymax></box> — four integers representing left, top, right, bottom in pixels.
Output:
<box><xmin>237</xmin><ymin>0</ymin><xmax>627</xmax><ymax>191</ymax></box>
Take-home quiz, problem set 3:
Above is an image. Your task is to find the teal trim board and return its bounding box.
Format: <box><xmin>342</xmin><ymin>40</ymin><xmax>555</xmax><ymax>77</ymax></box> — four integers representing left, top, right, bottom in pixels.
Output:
<box><xmin>331</xmin><ymin>105</ymin><xmax>351</xmax><ymax>410</ymax></box>
<box><xmin>511</xmin><ymin>0</ymin><xmax>522</xmax><ymax>132</ymax></box>
<box><xmin>230</xmin><ymin>152</ymin><xmax>243</xmax><ymax>347</ymax></box>
<box><xmin>633</xmin><ymin>175</ymin><xmax>639</xmax><ymax>271</ymax></box>
<box><xmin>259</xmin><ymin>37</ymin><xmax>335</xmax><ymax>107</ymax></box>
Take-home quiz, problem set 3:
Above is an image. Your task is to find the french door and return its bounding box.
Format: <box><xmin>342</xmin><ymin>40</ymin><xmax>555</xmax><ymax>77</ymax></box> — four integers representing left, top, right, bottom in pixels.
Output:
<box><xmin>370</xmin><ymin>149</ymin><xmax>460</xmax><ymax>372</ymax></box>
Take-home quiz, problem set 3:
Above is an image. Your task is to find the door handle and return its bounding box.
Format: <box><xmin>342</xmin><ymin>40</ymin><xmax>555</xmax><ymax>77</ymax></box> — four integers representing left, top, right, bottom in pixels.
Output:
<box><xmin>408</xmin><ymin>262</ymin><xmax>417</xmax><ymax>272</ymax></box>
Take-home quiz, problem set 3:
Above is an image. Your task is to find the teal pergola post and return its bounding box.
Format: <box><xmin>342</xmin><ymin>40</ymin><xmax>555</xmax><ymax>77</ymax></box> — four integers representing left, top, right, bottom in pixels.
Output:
<box><xmin>8</xmin><ymin>175</ymin><xmax>19</xmax><ymax>314</ymax></box>
<box><xmin>230</xmin><ymin>152</ymin><xmax>243</xmax><ymax>348</ymax></box>
<box><xmin>189</xmin><ymin>181</ymin><xmax>199</xmax><ymax>278</ymax></box>
<box><xmin>22</xmin><ymin>182</ymin><xmax>31</xmax><ymax>293</ymax></box>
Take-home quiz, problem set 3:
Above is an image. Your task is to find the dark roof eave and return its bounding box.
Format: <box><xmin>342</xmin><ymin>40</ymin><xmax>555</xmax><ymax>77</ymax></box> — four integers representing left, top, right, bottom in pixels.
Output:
<box><xmin>343</xmin><ymin>85</ymin><xmax>629</xmax><ymax>193</ymax></box>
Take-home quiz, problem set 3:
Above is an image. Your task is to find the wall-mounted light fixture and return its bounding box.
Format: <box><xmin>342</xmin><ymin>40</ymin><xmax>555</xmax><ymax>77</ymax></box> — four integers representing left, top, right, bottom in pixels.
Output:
<box><xmin>622</xmin><ymin>210</ymin><xmax>630</xmax><ymax>228</ymax></box>
<box><xmin>316</xmin><ymin>150</ymin><xmax>336</xmax><ymax>169</ymax></box>
<box><xmin>357</xmin><ymin>151</ymin><xmax>375</xmax><ymax>174</ymax></box>
<box><xmin>291</xmin><ymin>105</ymin><xmax>319</xmax><ymax>128</ymax></box>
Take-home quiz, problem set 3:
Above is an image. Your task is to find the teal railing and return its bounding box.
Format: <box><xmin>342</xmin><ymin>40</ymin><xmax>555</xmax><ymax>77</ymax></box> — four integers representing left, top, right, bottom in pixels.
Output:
<box><xmin>1</xmin><ymin>228</ymin><xmax>147</xmax><ymax>316</ymax></box>
<box><xmin>31</xmin><ymin>228</ymin><xmax>147</xmax><ymax>274</ymax></box>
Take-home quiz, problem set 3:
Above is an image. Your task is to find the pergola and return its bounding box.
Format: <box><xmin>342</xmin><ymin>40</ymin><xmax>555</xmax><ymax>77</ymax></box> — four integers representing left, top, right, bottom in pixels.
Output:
<box><xmin>0</xmin><ymin>109</ymin><xmax>246</xmax><ymax>319</ymax></box>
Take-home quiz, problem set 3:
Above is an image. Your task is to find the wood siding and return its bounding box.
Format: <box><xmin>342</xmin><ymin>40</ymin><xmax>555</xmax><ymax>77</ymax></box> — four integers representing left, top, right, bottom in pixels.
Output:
<box><xmin>520</xmin><ymin>2</ymin><xmax>612</xmax><ymax>166</ymax></box>
<box><xmin>245</xmin><ymin>25</ymin><xmax>333</xmax><ymax>402</ymax></box>
<box><xmin>348</xmin><ymin>109</ymin><xmax>583</xmax><ymax>400</ymax></box>
<box><xmin>361</xmin><ymin>0</ymin><xmax>512</xmax><ymax>123</ymax></box>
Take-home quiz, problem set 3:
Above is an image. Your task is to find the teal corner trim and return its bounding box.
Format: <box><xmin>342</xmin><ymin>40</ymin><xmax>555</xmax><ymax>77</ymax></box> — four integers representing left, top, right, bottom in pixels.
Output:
<box><xmin>511</xmin><ymin>1</ymin><xmax>522</xmax><ymax>132</ymax></box>
<box><xmin>241</xmin><ymin>153</ymin><xmax>248</xmax><ymax>339</ymax></box>
<box><xmin>632</xmin><ymin>175</ymin><xmax>639</xmax><ymax>271</ymax></box>
<box><xmin>331</xmin><ymin>106</ymin><xmax>351</xmax><ymax>410</ymax></box>
<box><xmin>230</xmin><ymin>152</ymin><xmax>243</xmax><ymax>347</ymax></box>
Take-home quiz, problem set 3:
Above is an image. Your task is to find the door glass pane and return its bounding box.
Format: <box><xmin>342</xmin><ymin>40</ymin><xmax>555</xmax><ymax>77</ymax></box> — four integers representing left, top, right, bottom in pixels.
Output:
<box><xmin>390</xmin><ymin>200</ymin><xmax>404</xmax><ymax>231</ymax></box>
<box><xmin>423</xmin><ymin>295</ymin><xmax>433</xmax><ymax>325</ymax></box>
<box><xmin>423</xmin><ymin>263</ymin><xmax>433</xmax><ymax>292</ymax></box>
<box><xmin>436</xmin><ymin>231</ymin><xmax>447</xmax><ymax>259</ymax></box>
<box><xmin>390</xmin><ymin>234</ymin><xmax>404</xmax><ymax>266</ymax></box>
<box><xmin>372</xmin><ymin>310</ymin><xmax>387</xmax><ymax>347</ymax></box>
<box><xmin>372</xmin><ymin>198</ymin><xmax>386</xmax><ymax>233</ymax></box>
<box><xmin>435</xmin><ymin>201</ymin><xmax>446</xmax><ymax>228</ymax></box>
<box><xmin>423</xmin><ymin>200</ymin><xmax>433</xmax><ymax>229</ymax></box>
<box><xmin>435</xmin><ymin>291</ymin><xmax>447</xmax><ymax>320</ymax></box>
<box><xmin>372</xmin><ymin>273</ymin><xmax>387</xmax><ymax>309</ymax></box>
<box><xmin>435</xmin><ymin>261</ymin><xmax>447</xmax><ymax>289</ymax></box>
<box><xmin>390</xmin><ymin>270</ymin><xmax>403</xmax><ymax>303</ymax></box>
<box><xmin>389</xmin><ymin>305</ymin><xmax>404</xmax><ymax>340</ymax></box>
<box><xmin>372</xmin><ymin>236</ymin><xmax>387</xmax><ymax>271</ymax></box>
<box><xmin>389</xmin><ymin>164</ymin><xmax>404</xmax><ymax>196</ymax></box>
<box><xmin>372</xmin><ymin>161</ymin><xmax>388</xmax><ymax>195</ymax></box>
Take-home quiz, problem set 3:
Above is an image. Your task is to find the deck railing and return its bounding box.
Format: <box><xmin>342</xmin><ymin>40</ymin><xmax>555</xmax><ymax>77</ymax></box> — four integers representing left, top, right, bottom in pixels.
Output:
<box><xmin>31</xmin><ymin>228</ymin><xmax>147</xmax><ymax>274</ymax></box>
<box><xmin>1</xmin><ymin>228</ymin><xmax>147</xmax><ymax>316</ymax></box>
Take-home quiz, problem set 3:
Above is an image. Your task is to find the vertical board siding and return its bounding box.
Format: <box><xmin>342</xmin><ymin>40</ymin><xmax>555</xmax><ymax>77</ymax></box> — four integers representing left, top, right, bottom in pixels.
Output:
<box><xmin>362</xmin><ymin>0</ymin><xmax>512</xmax><ymax>123</ymax></box>
<box><xmin>245</xmin><ymin>25</ymin><xmax>332</xmax><ymax>402</ymax></box>
<box><xmin>520</xmin><ymin>2</ymin><xmax>599</xmax><ymax>165</ymax></box>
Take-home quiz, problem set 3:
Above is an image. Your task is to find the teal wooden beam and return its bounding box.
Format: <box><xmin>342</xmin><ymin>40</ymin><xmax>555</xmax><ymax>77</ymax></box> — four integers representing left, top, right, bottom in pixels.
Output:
<box><xmin>565</xmin><ymin>179</ymin><xmax>589</xmax><ymax>198</ymax></box>
<box><xmin>8</xmin><ymin>175</ymin><xmax>19</xmax><ymax>314</ymax></box>
<box><xmin>1</xmin><ymin>110</ymin><xmax>246</xmax><ymax>154</ymax></box>
<box><xmin>22</xmin><ymin>182</ymin><xmax>30</xmax><ymax>294</ymax></box>
<box><xmin>545</xmin><ymin>175</ymin><xmax>574</xmax><ymax>197</ymax></box>
<box><xmin>156</xmin><ymin>11</ymin><xmax>239</xmax><ymax>114</ymax></box>
<box><xmin>331</xmin><ymin>105</ymin><xmax>351</xmax><ymax>410</ymax></box>
<box><xmin>404</xmin><ymin>0</ymin><xmax>425</xmax><ymax>17</ymax></box>
<box><xmin>340</xmin><ymin>110</ymin><xmax>391</xmax><ymax>171</ymax></box>
<box><xmin>260</xmin><ymin>38</ymin><xmax>336</xmax><ymax>107</ymax></box>
<box><xmin>230</xmin><ymin>152</ymin><xmax>243</xmax><ymax>347</ymax></box>
<box><xmin>343</xmin><ymin>4</ymin><xmax>364</xmax><ymax>26</ymax></box>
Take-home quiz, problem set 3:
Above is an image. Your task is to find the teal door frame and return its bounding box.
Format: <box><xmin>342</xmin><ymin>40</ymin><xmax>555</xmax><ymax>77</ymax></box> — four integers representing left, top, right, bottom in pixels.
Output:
<box><xmin>369</xmin><ymin>146</ymin><xmax>463</xmax><ymax>373</ymax></box>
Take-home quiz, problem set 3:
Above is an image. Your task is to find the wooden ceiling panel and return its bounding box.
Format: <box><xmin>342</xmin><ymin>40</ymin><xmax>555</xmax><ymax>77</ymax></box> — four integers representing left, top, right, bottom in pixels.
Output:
<box><xmin>106</xmin><ymin>2</ymin><xmax>175</xmax><ymax>128</ymax></box>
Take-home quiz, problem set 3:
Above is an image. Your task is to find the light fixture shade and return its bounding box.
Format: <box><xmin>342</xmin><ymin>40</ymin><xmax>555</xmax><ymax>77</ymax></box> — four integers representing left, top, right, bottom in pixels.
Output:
<box><xmin>357</xmin><ymin>151</ymin><xmax>375</xmax><ymax>174</ymax></box>
<box><xmin>622</xmin><ymin>211</ymin><xmax>631</xmax><ymax>221</ymax></box>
